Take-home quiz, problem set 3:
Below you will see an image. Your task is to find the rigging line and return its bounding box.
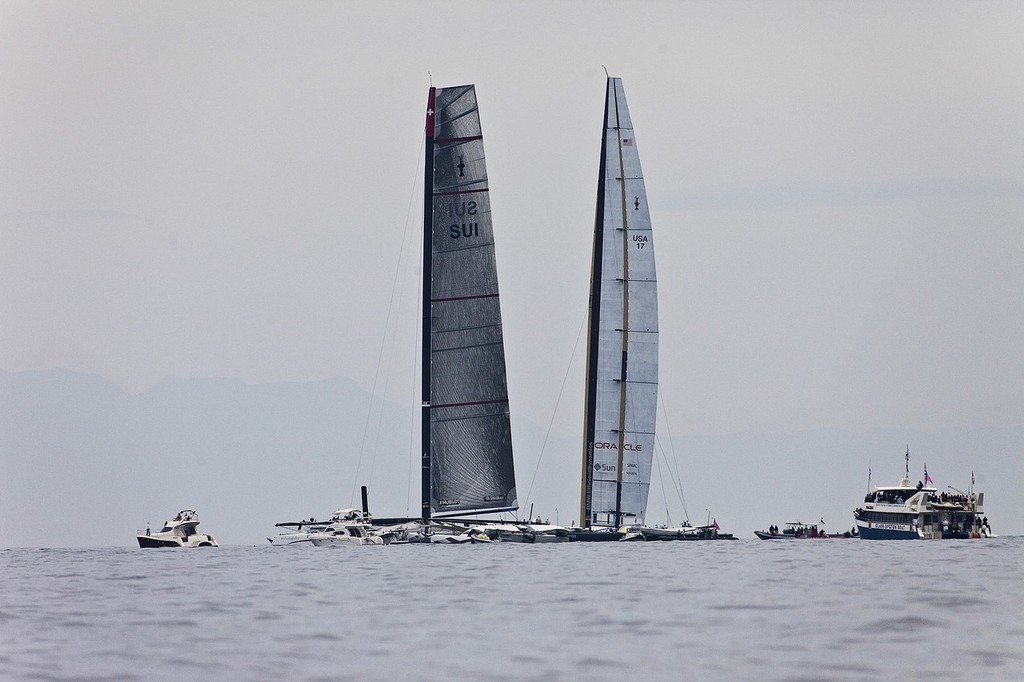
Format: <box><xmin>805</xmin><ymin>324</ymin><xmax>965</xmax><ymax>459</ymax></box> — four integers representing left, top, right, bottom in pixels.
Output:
<box><xmin>407</xmin><ymin>130</ymin><xmax>427</xmax><ymax>517</ymax></box>
<box><xmin>653</xmin><ymin>443</ymin><xmax>671</xmax><ymax>526</ymax></box>
<box><xmin>350</xmin><ymin>126</ymin><xmax>426</xmax><ymax>508</ymax></box>
<box><xmin>654</xmin><ymin>434</ymin><xmax>684</xmax><ymax>524</ymax></box>
<box><xmin>407</xmin><ymin>223</ymin><xmax>422</xmax><ymax>518</ymax></box>
<box><xmin>522</xmin><ymin>308</ymin><xmax>588</xmax><ymax>512</ymax></box>
<box><xmin>657</xmin><ymin>384</ymin><xmax>690</xmax><ymax>522</ymax></box>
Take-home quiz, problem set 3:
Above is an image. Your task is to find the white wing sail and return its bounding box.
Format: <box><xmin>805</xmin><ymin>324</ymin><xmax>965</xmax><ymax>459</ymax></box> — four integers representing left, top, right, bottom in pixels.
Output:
<box><xmin>581</xmin><ymin>78</ymin><xmax>658</xmax><ymax>527</ymax></box>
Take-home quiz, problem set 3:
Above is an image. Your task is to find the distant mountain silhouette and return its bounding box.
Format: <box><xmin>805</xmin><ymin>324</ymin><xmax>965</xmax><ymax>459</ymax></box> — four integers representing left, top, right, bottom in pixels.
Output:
<box><xmin>2</xmin><ymin>369</ymin><xmax>1021</xmax><ymax>546</ymax></box>
<box><xmin>0</xmin><ymin>369</ymin><xmax>420</xmax><ymax>547</ymax></box>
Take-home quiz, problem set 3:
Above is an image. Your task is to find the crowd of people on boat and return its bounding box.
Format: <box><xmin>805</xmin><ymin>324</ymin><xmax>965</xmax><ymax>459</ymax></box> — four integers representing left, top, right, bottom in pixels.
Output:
<box><xmin>864</xmin><ymin>487</ymin><xmax>977</xmax><ymax>508</ymax></box>
<box><xmin>865</xmin><ymin>490</ymin><xmax>911</xmax><ymax>504</ymax></box>
<box><xmin>934</xmin><ymin>492</ymin><xmax>973</xmax><ymax>507</ymax></box>
<box><xmin>766</xmin><ymin>524</ymin><xmax>829</xmax><ymax>538</ymax></box>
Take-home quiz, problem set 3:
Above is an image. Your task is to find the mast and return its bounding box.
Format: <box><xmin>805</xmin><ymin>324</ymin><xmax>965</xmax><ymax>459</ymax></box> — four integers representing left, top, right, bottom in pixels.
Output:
<box><xmin>613</xmin><ymin>83</ymin><xmax>630</xmax><ymax>528</ymax></box>
<box><xmin>421</xmin><ymin>87</ymin><xmax>436</xmax><ymax>523</ymax></box>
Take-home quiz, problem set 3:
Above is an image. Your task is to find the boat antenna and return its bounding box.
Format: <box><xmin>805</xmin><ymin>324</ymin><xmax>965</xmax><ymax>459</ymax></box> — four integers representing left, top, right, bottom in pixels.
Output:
<box><xmin>602</xmin><ymin>65</ymin><xmax>609</xmax><ymax>78</ymax></box>
<box><xmin>428</xmin><ymin>71</ymin><xmax>432</xmax><ymax>86</ymax></box>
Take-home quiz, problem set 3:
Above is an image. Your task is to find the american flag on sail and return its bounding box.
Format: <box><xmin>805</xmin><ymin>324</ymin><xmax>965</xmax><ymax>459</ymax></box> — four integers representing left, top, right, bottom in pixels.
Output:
<box><xmin>622</xmin><ymin>138</ymin><xmax>633</xmax><ymax>146</ymax></box>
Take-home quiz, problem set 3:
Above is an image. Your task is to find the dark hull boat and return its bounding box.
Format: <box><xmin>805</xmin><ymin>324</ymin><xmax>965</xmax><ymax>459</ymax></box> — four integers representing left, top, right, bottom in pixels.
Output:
<box><xmin>854</xmin><ymin>450</ymin><xmax>994</xmax><ymax>540</ymax></box>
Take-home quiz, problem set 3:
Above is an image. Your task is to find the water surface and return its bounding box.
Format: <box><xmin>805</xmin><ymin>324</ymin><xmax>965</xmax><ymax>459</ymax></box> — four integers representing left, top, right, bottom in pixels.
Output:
<box><xmin>2</xmin><ymin>538</ymin><xmax>1022</xmax><ymax>680</ymax></box>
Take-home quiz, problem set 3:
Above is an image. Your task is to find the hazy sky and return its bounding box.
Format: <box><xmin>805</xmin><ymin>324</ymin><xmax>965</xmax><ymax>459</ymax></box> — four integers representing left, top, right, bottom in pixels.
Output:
<box><xmin>3</xmin><ymin>2</ymin><xmax>1023</xmax><ymax>537</ymax></box>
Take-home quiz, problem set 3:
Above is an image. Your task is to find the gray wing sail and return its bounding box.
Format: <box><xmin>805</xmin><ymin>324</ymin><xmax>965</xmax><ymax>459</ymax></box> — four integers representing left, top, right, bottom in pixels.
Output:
<box><xmin>425</xmin><ymin>85</ymin><xmax>518</xmax><ymax>517</ymax></box>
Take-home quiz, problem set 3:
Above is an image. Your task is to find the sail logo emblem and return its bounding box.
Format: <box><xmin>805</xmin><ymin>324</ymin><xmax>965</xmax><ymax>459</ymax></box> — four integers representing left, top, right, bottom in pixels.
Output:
<box><xmin>439</xmin><ymin>498</ymin><xmax>461</xmax><ymax>507</ymax></box>
<box><xmin>450</xmin><ymin>223</ymin><xmax>479</xmax><ymax>239</ymax></box>
<box><xmin>594</xmin><ymin>441</ymin><xmax>642</xmax><ymax>452</ymax></box>
<box><xmin>594</xmin><ymin>463</ymin><xmax>616</xmax><ymax>473</ymax></box>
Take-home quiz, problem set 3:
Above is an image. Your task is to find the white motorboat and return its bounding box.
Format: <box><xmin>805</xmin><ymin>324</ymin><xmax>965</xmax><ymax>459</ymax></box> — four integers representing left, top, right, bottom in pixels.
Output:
<box><xmin>461</xmin><ymin>522</ymin><xmax>572</xmax><ymax>543</ymax></box>
<box><xmin>307</xmin><ymin>509</ymin><xmax>393</xmax><ymax>547</ymax></box>
<box><xmin>268</xmin><ymin>508</ymin><xmax>356</xmax><ymax>546</ymax></box>
<box><xmin>137</xmin><ymin>510</ymin><xmax>218</xmax><ymax>548</ymax></box>
<box><xmin>518</xmin><ymin>524</ymin><xmax>573</xmax><ymax>543</ymax></box>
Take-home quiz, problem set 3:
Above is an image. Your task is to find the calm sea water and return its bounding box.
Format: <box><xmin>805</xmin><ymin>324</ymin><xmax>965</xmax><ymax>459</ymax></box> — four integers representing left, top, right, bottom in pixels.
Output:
<box><xmin>2</xmin><ymin>538</ymin><xmax>1023</xmax><ymax>681</ymax></box>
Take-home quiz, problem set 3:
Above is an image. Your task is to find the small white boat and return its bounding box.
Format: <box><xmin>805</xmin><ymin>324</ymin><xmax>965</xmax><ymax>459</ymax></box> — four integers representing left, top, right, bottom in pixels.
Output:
<box><xmin>631</xmin><ymin>521</ymin><xmax>736</xmax><ymax>541</ymax></box>
<box><xmin>307</xmin><ymin>509</ymin><xmax>393</xmax><ymax>547</ymax></box>
<box><xmin>518</xmin><ymin>524</ymin><xmax>573</xmax><ymax>543</ymax></box>
<box><xmin>308</xmin><ymin>526</ymin><xmax>387</xmax><ymax>546</ymax></box>
<box><xmin>268</xmin><ymin>508</ymin><xmax>352</xmax><ymax>546</ymax></box>
<box><xmin>467</xmin><ymin>521</ymin><xmax>572</xmax><ymax>543</ymax></box>
<box><xmin>137</xmin><ymin>510</ymin><xmax>218</xmax><ymax>548</ymax></box>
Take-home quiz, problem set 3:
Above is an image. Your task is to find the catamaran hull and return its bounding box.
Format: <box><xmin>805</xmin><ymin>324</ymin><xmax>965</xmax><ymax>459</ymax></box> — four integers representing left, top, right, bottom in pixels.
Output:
<box><xmin>267</xmin><ymin>534</ymin><xmax>314</xmax><ymax>546</ymax></box>
<box><xmin>309</xmin><ymin>536</ymin><xmax>387</xmax><ymax>547</ymax></box>
<box><xmin>570</xmin><ymin>530</ymin><xmax>624</xmax><ymax>542</ymax></box>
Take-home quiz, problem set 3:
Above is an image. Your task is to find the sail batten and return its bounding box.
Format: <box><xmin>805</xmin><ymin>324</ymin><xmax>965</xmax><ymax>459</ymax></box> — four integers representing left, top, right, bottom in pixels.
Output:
<box><xmin>422</xmin><ymin>85</ymin><xmax>518</xmax><ymax>520</ymax></box>
<box><xmin>580</xmin><ymin>77</ymin><xmax>659</xmax><ymax>528</ymax></box>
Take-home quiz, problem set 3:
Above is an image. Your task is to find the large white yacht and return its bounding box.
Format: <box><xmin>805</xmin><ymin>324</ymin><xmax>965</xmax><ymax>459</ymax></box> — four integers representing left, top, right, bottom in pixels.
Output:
<box><xmin>854</xmin><ymin>451</ymin><xmax>993</xmax><ymax>540</ymax></box>
<box><xmin>137</xmin><ymin>510</ymin><xmax>218</xmax><ymax>548</ymax></box>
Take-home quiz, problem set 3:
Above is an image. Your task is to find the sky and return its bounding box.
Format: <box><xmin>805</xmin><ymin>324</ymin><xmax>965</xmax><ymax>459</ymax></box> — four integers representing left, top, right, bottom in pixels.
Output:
<box><xmin>2</xmin><ymin>2</ymin><xmax>1023</xmax><ymax>541</ymax></box>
